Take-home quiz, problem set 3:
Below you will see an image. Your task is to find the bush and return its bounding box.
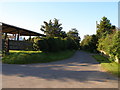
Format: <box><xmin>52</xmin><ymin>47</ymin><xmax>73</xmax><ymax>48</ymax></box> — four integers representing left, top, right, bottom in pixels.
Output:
<box><xmin>33</xmin><ymin>37</ymin><xmax>41</xmax><ymax>50</ymax></box>
<box><xmin>97</xmin><ymin>31</ymin><xmax>120</xmax><ymax>62</ymax></box>
<box><xmin>35</xmin><ymin>37</ymin><xmax>79</xmax><ymax>52</ymax></box>
<box><xmin>109</xmin><ymin>31</ymin><xmax>120</xmax><ymax>61</ymax></box>
<box><xmin>38</xmin><ymin>39</ymin><xmax>49</xmax><ymax>52</ymax></box>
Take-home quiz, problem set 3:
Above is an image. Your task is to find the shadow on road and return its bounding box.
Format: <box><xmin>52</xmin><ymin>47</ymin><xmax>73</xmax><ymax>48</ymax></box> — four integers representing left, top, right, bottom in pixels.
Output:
<box><xmin>2</xmin><ymin>51</ymin><xmax>118</xmax><ymax>82</ymax></box>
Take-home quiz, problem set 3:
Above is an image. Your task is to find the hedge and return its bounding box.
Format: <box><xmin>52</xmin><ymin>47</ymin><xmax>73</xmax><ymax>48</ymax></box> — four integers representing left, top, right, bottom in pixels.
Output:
<box><xmin>34</xmin><ymin>37</ymin><xmax>79</xmax><ymax>52</ymax></box>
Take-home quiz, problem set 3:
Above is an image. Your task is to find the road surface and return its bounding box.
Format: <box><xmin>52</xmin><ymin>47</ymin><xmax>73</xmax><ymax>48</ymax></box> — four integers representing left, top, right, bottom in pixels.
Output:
<box><xmin>2</xmin><ymin>51</ymin><xmax>119</xmax><ymax>88</ymax></box>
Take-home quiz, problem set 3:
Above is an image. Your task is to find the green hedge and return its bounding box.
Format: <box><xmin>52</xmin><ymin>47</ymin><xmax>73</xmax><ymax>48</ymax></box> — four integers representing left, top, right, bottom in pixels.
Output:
<box><xmin>34</xmin><ymin>37</ymin><xmax>79</xmax><ymax>52</ymax></box>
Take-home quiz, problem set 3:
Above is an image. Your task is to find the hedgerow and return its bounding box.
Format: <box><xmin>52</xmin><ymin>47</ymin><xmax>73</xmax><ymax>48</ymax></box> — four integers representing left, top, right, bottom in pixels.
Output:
<box><xmin>33</xmin><ymin>37</ymin><xmax>79</xmax><ymax>52</ymax></box>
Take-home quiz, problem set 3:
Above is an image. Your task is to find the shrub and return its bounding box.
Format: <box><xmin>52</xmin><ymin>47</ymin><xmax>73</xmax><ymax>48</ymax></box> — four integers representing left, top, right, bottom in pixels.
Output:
<box><xmin>33</xmin><ymin>37</ymin><xmax>41</xmax><ymax>50</ymax></box>
<box><xmin>97</xmin><ymin>31</ymin><xmax>120</xmax><ymax>62</ymax></box>
<box><xmin>38</xmin><ymin>39</ymin><xmax>49</xmax><ymax>52</ymax></box>
<box><xmin>109</xmin><ymin>31</ymin><xmax>120</xmax><ymax>61</ymax></box>
<box><xmin>35</xmin><ymin>37</ymin><xmax>79</xmax><ymax>52</ymax></box>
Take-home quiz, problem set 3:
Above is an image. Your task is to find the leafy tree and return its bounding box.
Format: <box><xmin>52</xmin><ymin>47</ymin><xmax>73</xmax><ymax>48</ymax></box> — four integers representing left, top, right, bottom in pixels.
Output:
<box><xmin>38</xmin><ymin>19</ymin><xmax>81</xmax><ymax>51</ymax></box>
<box><xmin>67</xmin><ymin>28</ymin><xmax>81</xmax><ymax>49</ymax></box>
<box><xmin>60</xmin><ymin>31</ymin><xmax>67</xmax><ymax>38</ymax></box>
<box><xmin>80</xmin><ymin>35</ymin><xmax>91</xmax><ymax>51</ymax></box>
<box><xmin>97</xmin><ymin>30</ymin><xmax>120</xmax><ymax>61</ymax></box>
<box><xmin>96</xmin><ymin>16</ymin><xmax>113</xmax><ymax>38</ymax></box>
<box><xmin>97</xmin><ymin>34</ymin><xmax>113</xmax><ymax>55</ymax></box>
<box><xmin>40</xmin><ymin>18</ymin><xmax>63</xmax><ymax>37</ymax></box>
<box><xmin>109</xmin><ymin>31</ymin><xmax>120</xmax><ymax>60</ymax></box>
<box><xmin>67</xmin><ymin>28</ymin><xmax>80</xmax><ymax>40</ymax></box>
<box><xmin>80</xmin><ymin>34</ymin><xmax>98</xmax><ymax>52</ymax></box>
<box><xmin>67</xmin><ymin>28</ymin><xmax>80</xmax><ymax>42</ymax></box>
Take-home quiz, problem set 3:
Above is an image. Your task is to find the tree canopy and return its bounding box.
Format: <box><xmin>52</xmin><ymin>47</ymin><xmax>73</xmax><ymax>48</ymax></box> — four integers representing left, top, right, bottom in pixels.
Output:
<box><xmin>80</xmin><ymin>34</ymin><xmax>98</xmax><ymax>52</ymax></box>
<box><xmin>40</xmin><ymin>18</ymin><xmax>63</xmax><ymax>37</ymax></box>
<box><xmin>67</xmin><ymin>28</ymin><xmax>80</xmax><ymax>41</ymax></box>
<box><xmin>96</xmin><ymin>16</ymin><xmax>115</xmax><ymax>38</ymax></box>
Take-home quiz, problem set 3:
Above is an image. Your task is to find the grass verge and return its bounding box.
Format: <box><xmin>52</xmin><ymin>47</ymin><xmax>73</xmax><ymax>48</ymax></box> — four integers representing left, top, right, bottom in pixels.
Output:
<box><xmin>2</xmin><ymin>50</ymin><xmax>75</xmax><ymax>64</ymax></box>
<box><xmin>92</xmin><ymin>54</ymin><xmax>120</xmax><ymax>77</ymax></box>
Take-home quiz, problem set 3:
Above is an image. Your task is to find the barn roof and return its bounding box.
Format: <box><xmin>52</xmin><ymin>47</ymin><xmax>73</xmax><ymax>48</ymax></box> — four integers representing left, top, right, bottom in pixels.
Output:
<box><xmin>1</xmin><ymin>22</ymin><xmax>46</xmax><ymax>36</ymax></box>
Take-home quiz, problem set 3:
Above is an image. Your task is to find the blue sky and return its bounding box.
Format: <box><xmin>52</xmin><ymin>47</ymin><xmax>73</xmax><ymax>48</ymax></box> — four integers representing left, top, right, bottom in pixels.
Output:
<box><xmin>0</xmin><ymin>2</ymin><xmax>118</xmax><ymax>40</ymax></box>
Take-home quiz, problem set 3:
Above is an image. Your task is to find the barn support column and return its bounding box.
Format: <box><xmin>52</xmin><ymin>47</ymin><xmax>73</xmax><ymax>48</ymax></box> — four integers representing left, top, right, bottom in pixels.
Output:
<box><xmin>29</xmin><ymin>36</ymin><xmax>31</xmax><ymax>41</ymax></box>
<box><xmin>15</xmin><ymin>34</ymin><xmax>16</xmax><ymax>40</ymax></box>
<box><xmin>4</xmin><ymin>33</ymin><xmax>7</xmax><ymax>40</ymax></box>
<box><xmin>17</xmin><ymin>30</ymin><xmax>20</xmax><ymax>41</ymax></box>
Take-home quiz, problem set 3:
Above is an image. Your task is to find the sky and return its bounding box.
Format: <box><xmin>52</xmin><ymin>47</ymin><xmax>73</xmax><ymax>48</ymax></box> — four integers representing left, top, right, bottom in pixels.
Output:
<box><xmin>0</xmin><ymin>1</ymin><xmax>118</xmax><ymax>40</ymax></box>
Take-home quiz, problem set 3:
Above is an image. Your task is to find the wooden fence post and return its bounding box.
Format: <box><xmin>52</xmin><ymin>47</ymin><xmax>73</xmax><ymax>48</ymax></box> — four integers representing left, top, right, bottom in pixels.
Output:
<box><xmin>3</xmin><ymin>38</ymin><xmax>9</xmax><ymax>55</ymax></box>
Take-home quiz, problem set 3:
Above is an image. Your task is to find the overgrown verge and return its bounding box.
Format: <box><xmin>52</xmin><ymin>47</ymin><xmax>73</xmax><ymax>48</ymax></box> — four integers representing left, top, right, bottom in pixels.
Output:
<box><xmin>2</xmin><ymin>50</ymin><xmax>75</xmax><ymax>64</ymax></box>
<box><xmin>92</xmin><ymin>54</ymin><xmax>120</xmax><ymax>77</ymax></box>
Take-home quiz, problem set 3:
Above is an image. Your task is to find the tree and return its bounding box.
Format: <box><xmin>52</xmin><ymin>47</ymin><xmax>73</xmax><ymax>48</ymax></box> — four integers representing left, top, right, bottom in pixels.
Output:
<box><xmin>108</xmin><ymin>31</ymin><xmax>120</xmax><ymax>61</ymax></box>
<box><xmin>60</xmin><ymin>31</ymin><xmax>67</xmax><ymax>38</ymax></box>
<box><xmin>97</xmin><ymin>30</ymin><xmax>120</xmax><ymax>61</ymax></box>
<box><xmin>80</xmin><ymin>35</ymin><xmax>91</xmax><ymax>50</ymax></box>
<box><xmin>80</xmin><ymin>34</ymin><xmax>98</xmax><ymax>52</ymax></box>
<box><xmin>96</xmin><ymin>16</ymin><xmax>113</xmax><ymax>38</ymax></box>
<box><xmin>67</xmin><ymin>28</ymin><xmax>81</xmax><ymax>49</ymax></box>
<box><xmin>40</xmin><ymin>18</ymin><xmax>63</xmax><ymax>37</ymax></box>
<box><xmin>67</xmin><ymin>28</ymin><xmax>80</xmax><ymax>41</ymax></box>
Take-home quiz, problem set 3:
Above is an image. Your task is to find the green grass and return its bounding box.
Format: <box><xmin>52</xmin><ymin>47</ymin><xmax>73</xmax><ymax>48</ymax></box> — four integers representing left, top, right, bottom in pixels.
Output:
<box><xmin>92</xmin><ymin>54</ymin><xmax>120</xmax><ymax>77</ymax></box>
<box><xmin>9</xmin><ymin>50</ymin><xmax>42</xmax><ymax>53</ymax></box>
<box><xmin>2</xmin><ymin>50</ymin><xmax>75</xmax><ymax>64</ymax></box>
